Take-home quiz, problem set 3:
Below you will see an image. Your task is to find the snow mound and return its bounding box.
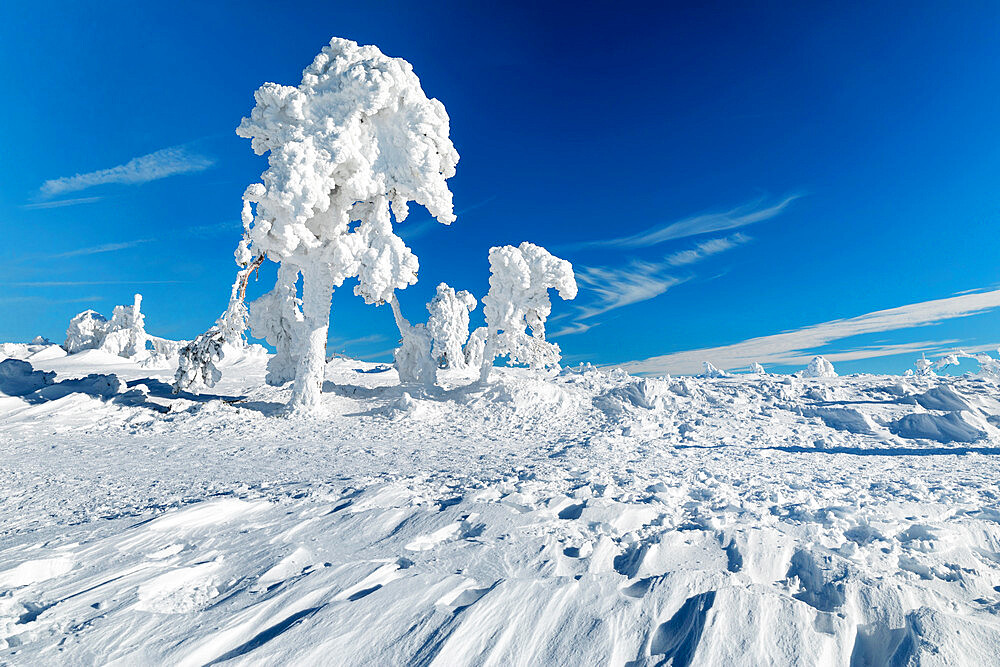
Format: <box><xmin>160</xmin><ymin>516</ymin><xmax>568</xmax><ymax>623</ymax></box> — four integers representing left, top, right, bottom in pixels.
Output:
<box><xmin>0</xmin><ymin>359</ymin><xmax>55</xmax><ymax>396</ymax></box>
<box><xmin>889</xmin><ymin>411</ymin><xmax>985</xmax><ymax>443</ymax></box>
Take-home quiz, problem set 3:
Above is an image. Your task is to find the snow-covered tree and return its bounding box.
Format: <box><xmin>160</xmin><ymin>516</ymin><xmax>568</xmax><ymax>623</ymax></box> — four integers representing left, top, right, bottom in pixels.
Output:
<box><xmin>236</xmin><ymin>37</ymin><xmax>459</xmax><ymax>411</ymax></box>
<box><xmin>426</xmin><ymin>283</ymin><xmax>477</xmax><ymax>370</ymax></box>
<box><xmin>101</xmin><ymin>294</ymin><xmax>148</xmax><ymax>358</ymax></box>
<box><xmin>64</xmin><ymin>310</ymin><xmax>108</xmax><ymax>354</ymax></box>
<box><xmin>750</xmin><ymin>362</ymin><xmax>766</xmax><ymax>375</ymax></box>
<box><xmin>479</xmin><ymin>242</ymin><xmax>577</xmax><ymax>381</ymax></box>
<box><xmin>464</xmin><ymin>327</ymin><xmax>487</xmax><ymax>369</ymax></box>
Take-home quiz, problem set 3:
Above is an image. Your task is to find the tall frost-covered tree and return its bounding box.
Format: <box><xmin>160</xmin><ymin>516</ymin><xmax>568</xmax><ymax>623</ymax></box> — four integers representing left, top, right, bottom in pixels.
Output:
<box><xmin>234</xmin><ymin>37</ymin><xmax>459</xmax><ymax>410</ymax></box>
<box><xmin>478</xmin><ymin>242</ymin><xmax>577</xmax><ymax>381</ymax></box>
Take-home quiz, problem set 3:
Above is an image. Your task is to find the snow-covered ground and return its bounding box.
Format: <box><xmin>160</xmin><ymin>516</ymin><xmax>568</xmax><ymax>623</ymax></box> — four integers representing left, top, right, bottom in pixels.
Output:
<box><xmin>2</xmin><ymin>343</ymin><xmax>1000</xmax><ymax>665</ymax></box>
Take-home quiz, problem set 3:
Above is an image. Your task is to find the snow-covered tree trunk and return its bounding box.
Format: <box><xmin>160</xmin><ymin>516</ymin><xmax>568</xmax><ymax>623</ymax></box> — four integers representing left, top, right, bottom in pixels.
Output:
<box><xmin>288</xmin><ymin>265</ymin><xmax>334</xmax><ymax>412</ymax></box>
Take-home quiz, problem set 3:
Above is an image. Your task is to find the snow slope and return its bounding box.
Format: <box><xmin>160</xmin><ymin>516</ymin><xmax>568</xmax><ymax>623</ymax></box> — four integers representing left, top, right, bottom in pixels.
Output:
<box><xmin>2</xmin><ymin>345</ymin><xmax>1000</xmax><ymax>665</ymax></box>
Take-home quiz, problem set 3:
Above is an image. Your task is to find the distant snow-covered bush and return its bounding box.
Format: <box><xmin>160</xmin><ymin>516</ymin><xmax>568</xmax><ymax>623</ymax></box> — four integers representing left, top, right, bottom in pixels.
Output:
<box><xmin>801</xmin><ymin>356</ymin><xmax>837</xmax><ymax>378</ymax></box>
<box><xmin>701</xmin><ymin>362</ymin><xmax>728</xmax><ymax>378</ymax></box>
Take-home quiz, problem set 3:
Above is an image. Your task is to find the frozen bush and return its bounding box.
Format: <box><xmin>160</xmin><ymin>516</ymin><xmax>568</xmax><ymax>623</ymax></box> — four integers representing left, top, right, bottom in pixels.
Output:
<box><xmin>101</xmin><ymin>295</ymin><xmax>149</xmax><ymax>358</ymax></box>
<box><xmin>390</xmin><ymin>297</ymin><xmax>437</xmax><ymax>385</ymax></box>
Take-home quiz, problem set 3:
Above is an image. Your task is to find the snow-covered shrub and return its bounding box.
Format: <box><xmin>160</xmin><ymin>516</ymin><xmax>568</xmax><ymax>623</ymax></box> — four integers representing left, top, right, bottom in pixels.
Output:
<box><xmin>426</xmin><ymin>283</ymin><xmax>477</xmax><ymax>370</ymax></box>
<box><xmin>248</xmin><ymin>264</ymin><xmax>303</xmax><ymax>386</ymax></box>
<box><xmin>174</xmin><ymin>255</ymin><xmax>261</xmax><ymax>393</ymax></box>
<box><xmin>64</xmin><ymin>310</ymin><xmax>109</xmax><ymax>354</ymax></box>
<box><xmin>235</xmin><ymin>37</ymin><xmax>459</xmax><ymax>411</ymax></box>
<box><xmin>802</xmin><ymin>356</ymin><xmax>836</xmax><ymax>378</ymax></box>
<box><xmin>479</xmin><ymin>243</ymin><xmax>577</xmax><ymax>381</ymax></box>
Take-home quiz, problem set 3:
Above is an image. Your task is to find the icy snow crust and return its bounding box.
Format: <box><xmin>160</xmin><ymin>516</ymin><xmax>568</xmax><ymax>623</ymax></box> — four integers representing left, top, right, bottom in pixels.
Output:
<box><xmin>2</xmin><ymin>349</ymin><xmax>1000</xmax><ymax>664</ymax></box>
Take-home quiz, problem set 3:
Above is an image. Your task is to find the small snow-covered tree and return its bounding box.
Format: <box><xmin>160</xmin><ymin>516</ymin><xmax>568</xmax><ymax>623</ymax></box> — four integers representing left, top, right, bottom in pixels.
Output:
<box><xmin>236</xmin><ymin>37</ymin><xmax>459</xmax><ymax>411</ymax></box>
<box><xmin>389</xmin><ymin>296</ymin><xmax>437</xmax><ymax>385</ymax></box>
<box><xmin>426</xmin><ymin>283</ymin><xmax>477</xmax><ymax>370</ymax></box>
<box><xmin>915</xmin><ymin>355</ymin><xmax>935</xmax><ymax>376</ymax></box>
<box><xmin>174</xmin><ymin>253</ymin><xmax>263</xmax><ymax>392</ymax></box>
<box><xmin>750</xmin><ymin>362</ymin><xmax>766</xmax><ymax>374</ymax></box>
<box><xmin>479</xmin><ymin>242</ymin><xmax>577</xmax><ymax>381</ymax></box>
<box><xmin>464</xmin><ymin>327</ymin><xmax>487</xmax><ymax>369</ymax></box>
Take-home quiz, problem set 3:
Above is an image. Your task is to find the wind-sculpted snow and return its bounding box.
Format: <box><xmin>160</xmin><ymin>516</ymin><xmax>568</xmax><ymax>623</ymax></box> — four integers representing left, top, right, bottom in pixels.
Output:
<box><xmin>2</xmin><ymin>347</ymin><xmax>1000</xmax><ymax>664</ymax></box>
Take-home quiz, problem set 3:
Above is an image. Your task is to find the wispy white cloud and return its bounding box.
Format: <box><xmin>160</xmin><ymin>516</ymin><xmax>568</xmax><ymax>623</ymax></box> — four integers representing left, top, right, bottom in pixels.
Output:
<box><xmin>618</xmin><ymin>288</ymin><xmax>1000</xmax><ymax>375</ymax></box>
<box><xmin>46</xmin><ymin>239</ymin><xmax>152</xmax><ymax>259</ymax></box>
<box><xmin>22</xmin><ymin>196</ymin><xmax>104</xmax><ymax>210</ymax></box>
<box><xmin>575</xmin><ymin>263</ymin><xmax>685</xmax><ymax>322</ymax></box>
<box><xmin>553</xmin><ymin>233</ymin><xmax>750</xmax><ymax>337</ymax></box>
<box><xmin>666</xmin><ymin>233</ymin><xmax>750</xmax><ymax>267</ymax></box>
<box><xmin>39</xmin><ymin>145</ymin><xmax>213</xmax><ymax>199</ymax></box>
<box><xmin>569</xmin><ymin>195</ymin><xmax>799</xmax><ymax>251</ymax></box>
<box><xmin>330</xmin><ymin>334</ymin><xmax>387</xmax><ymax>348</ymax></box>
<box><xmin>5</xmin><ymin>280</ymin><xmax>185</xmax><ymax>287</ymax></box>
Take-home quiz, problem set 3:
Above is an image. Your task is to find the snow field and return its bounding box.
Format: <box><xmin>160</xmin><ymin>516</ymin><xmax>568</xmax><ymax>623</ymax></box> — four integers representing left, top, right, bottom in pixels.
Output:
<box><xmin>1</xmin><ymin>347</ymin><xmax>999</xmax><ymax>664</ymax></box>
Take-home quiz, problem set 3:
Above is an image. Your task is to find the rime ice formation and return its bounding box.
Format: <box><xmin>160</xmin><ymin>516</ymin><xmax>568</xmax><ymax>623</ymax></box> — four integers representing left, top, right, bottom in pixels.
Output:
<box><xmin>479</xmin><ymin>242</ymin><xmax>577</xmax><ymax>381</ymax></box>
<box><xmin>750</xmin><ymin>362</ymin><xmax>766</xmax><ymax>374</ymax></box>
<box><xmin>426</xmin><ymin>283</ymin><xmax>477</xmax><ymax>370</ymax></box>
<box><xmin>802</xmin><ymin>355</ymin><xmax>837</xmax><ymax>378</ymax></box>
<box><xmin>235</xmin><ymin>37</ymin><xmax>459</xmax><ymax>411</ymax></box>
<box><xmin>701</xmin><ymin>361</ymin><xmax>729</xmax><ymax>378</ymax></box>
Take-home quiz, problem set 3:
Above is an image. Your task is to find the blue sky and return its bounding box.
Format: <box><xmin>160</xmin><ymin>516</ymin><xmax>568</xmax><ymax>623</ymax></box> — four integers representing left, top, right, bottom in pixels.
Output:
<box><xmin>2</xmin><ymin>1</ymin><xmax>1000</xmax><ymax>374</ymax></box>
